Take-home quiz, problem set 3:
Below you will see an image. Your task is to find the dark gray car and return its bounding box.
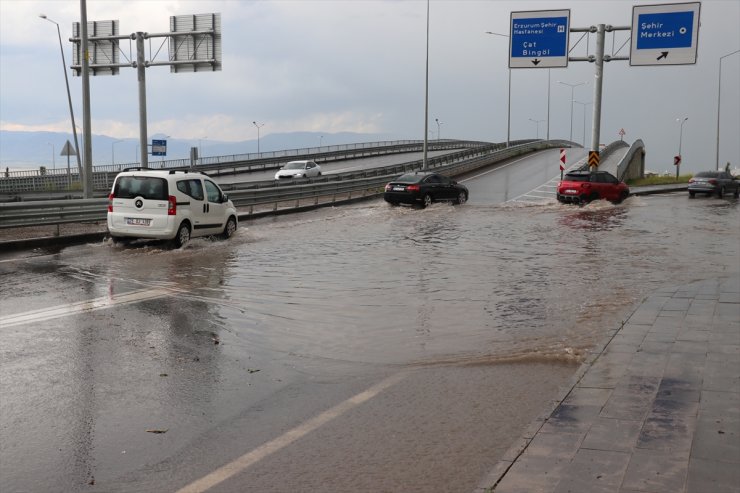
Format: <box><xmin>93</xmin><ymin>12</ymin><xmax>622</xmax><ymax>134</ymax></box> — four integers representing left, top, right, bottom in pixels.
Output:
<box><xmin>688</xmin><ymin>171</ymin><xmax>740</xmax><ymax>198</ymax></box>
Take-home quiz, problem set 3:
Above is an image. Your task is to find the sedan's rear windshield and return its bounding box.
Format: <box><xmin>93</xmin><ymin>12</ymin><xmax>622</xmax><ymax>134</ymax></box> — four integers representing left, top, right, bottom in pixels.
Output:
<box><xmin>563</xmin><ymin>173</ymin><xmax>590</xmax><ymax>182</ymax></box>
<box><xmin>284</xmin><ymin>162</ymin><xmax>306</xmax><ymax>170</ymax></box>
<box><xmin>113</xmin><ymin>176</ymin><xmax>168</xmax><ymax>200</ymax></box>
<box><xmin>694</xmin><ymin>171</ymin><xmax>720</xmax><ymax>178</ymax></box>
<box><xmin>394</xmin><ymin>174</ymin><xmax>423</xmax><ymax>184</ymax></box>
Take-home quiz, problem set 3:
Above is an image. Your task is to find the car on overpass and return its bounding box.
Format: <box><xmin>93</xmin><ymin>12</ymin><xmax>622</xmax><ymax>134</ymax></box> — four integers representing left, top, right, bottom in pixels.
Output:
<box><xmin>556</xmin><ymin>170</ymin><xmax>629</xmax><ymax>205</ymax></box>
<box><xmin>688</xmin><ymin>171</ymin><xmax>740</xmax><ymax>198</ymax></box>
<box><xmin>384</xmin><ymin>171</ymin><xmax>468</xmax><ymax>208</ymax></box>
<box><xmin>274</xmin><ymin>160</ymin><xmax>322</xmax><ymax>180</ymax></box>
<box><xmin>107</xmin><ymin>169</ymin><xmax>238</xmax><ymax>247</ymax></box>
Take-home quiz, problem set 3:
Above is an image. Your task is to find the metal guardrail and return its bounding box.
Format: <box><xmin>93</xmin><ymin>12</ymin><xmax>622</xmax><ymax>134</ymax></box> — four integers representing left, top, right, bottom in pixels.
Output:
<box><xmin>0</xmin><ymin>139</ymin><xmax>486</xmax><ymax>197</ymax></box>
<box><xmin>0</xmin><ymin>140</ymin><xmax>569</xmax><ymax>230</ymax></box>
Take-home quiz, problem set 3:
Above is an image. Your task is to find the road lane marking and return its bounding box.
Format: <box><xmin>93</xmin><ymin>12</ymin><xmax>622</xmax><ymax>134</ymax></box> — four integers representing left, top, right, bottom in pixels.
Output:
<box><xmin>459</xmin><ymin>149</ymin><xmax>562</xmax><ymax>183</ymax></box>
<box><xmin>175</xmin><ymin>372</ymin><xmax>407</xmax><ymax>493</ymax></box>
<box><xmin>0</xmin><ymin>287</ymin><xmax>176</xmax><ymax>328</ymax></box>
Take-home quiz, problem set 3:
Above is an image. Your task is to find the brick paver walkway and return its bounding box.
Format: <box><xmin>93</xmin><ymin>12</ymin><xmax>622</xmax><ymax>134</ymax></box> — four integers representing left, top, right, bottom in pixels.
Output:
<box><xmin>476</xmin><ymin>276</ymin><xmax>740</xmax><ymax>493</ymax></box>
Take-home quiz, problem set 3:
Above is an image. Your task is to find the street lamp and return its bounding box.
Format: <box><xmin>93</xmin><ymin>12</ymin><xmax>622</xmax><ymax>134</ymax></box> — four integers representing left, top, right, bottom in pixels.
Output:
<box><xmin>527</xmin><ymin>118</ymin><xmax>545</xmax><ymax>139</ymax></box>
<box><xmin>39</xmin><ymin>14</ymin><xmax>82</xmax><ymax>179</ymax></box>
<box><xmin>112</xmin><ymin>139</ymin><xmax>123</xmax><ymax>165</ymax></box>
<box><xmin>557</xmin><ymin>81</ymin><xmax>587</xmax><ymax>142</ymax></box>
<box><xmin>47</xmin><ymin>142</ymin><xmax>56</xmax><ymax>169</ymax></box>
<box><xmin>199</xmin><ymin>136</ymin><xmax>208</xmax><ymax>158</ymax></box>
<box><xmin>677</xmin><ymin>117</ymin><xmax>688</xmax><ymax>179</ymax></box>
<box><xmin>435</xmin><ymin>118</ymin><xmax>442</xmax><ymax>141</ymax></box>
<box><xmin>715</xmin><ymin>49</ymin><xmax>740</xmax><ymax>170</ymax></box>
<box><xmin>253</xmin><ymin>121</ymin><xmax>264</xmax><ymax>154</ymax></box>
<box><xmin>573</xmin><ymin>101</ymin><xmax>592</xmax><ymax>148</ymax></box>
<box><xmin>485</xmin><ymin>31</ymin><xmax>511</xmax><ymax>147</ymax></box>
<box><xmin>319</xmin><ymin>135</ymin><xmax>324</xmax><ymax>147</ymax></box>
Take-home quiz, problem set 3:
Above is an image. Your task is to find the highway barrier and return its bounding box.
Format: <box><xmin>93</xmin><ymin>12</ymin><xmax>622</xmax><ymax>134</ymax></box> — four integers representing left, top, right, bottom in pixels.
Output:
<box><xmin>0</xmin><ymin>139</ymin><xmax>572</xmax><ymax>230</ymax></box>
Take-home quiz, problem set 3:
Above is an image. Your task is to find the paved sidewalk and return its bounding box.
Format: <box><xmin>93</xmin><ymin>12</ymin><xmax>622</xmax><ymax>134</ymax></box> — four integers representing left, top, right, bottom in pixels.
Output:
<box><xmin>476</xmin><ymin>276</ymin><xmax>740</xmax><ymax>493</ymax></box>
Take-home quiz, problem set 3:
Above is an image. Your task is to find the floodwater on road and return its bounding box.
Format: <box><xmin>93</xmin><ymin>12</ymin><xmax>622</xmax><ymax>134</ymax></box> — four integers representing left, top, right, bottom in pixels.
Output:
<box><xmin>1</xmin><ymin>192</ymin><xmax>739</xmax><ymax>492</ymax></box>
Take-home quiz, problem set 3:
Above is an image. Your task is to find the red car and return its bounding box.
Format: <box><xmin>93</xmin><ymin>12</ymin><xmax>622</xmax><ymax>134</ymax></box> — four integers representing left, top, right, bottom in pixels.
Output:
<box><xmin>557</xmin><ymin>170</ymin><xmax>630</xmax><ymax>205</ymax></box>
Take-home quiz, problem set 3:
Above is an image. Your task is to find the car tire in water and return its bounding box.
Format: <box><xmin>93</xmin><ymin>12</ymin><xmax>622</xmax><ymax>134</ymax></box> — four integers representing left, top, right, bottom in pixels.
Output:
<box><xmin>718</xmin><ymin>186</ymin><xmax>725</xmax><ymax>198</ymax></box>
<box><xmin>421</xmin><ymin>194</ymin><xmax>433</xmax><ymax>208</ymax></box>
<box><xmin>456</xmin><ymin>191</ymin><xmax>467</xmax><ymax>205</ymax></box>
<box><xmin>222</xmin><ymin>216</ymin><xmax>237</xmax><ymax>239</ymax></box>
<box><xmin>174</xmin><ymin>222</ymin><xmax>191</xmax><ymax>248</ymax></box>
<box><xmin>689</xmin><ymin>191</ymin><xmax>695</xmax><ymax>198</ymax></box>
<box><xmin>734</xmin><ymin>187</ymin><xmax>739</xmax><ymax>198</ymax></box>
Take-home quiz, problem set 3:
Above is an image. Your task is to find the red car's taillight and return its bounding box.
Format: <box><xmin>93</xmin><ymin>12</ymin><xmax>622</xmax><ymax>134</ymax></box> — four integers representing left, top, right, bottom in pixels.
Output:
<box><xmin>688</xmin><ymin>178</ymin><xmax>695</xmax><ymax>183</ymax></box>
<box><xmin>708</xmin><ymin>179</ymin><xmax>718</xmax><ymax>185</ymax></box>
<box><xmin>108</xmin><ymin>193</ymin><xmax>114</xmax><ymax>213</ymax></box>
<box><xmin>406</xmin><ymin>185</ymin><xmax>421</xmax><ymax>192</ymax></box>
<box><xmin>168</xmin><ymin>195</ymin><xmax>177</xmax><ymax>215</ymax></box>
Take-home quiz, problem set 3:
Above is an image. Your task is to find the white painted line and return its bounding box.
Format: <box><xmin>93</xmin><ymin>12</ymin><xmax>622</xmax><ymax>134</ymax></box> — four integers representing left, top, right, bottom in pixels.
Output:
<box><xmin>175</xmin><ymin>372</ymin><xmax>407</xmax><ymax>493</ymax></box>
<box><xmin>458</xmin><ymin>150</ymin><xmax>552</xmax><ymax>183</ymax></box>
<box><xmin>510</xmin><ymin>157</ymin><xmax>588</xmax><ymax>202</ymax></box>
<box><xmin>0</xmin><ymin>287</ymin><xmax>176</xmax><ymax>328</ymax></box>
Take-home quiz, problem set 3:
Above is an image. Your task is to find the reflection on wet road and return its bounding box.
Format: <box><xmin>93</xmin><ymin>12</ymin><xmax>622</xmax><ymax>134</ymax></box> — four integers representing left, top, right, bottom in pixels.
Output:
<box><xmin>1</xmin><ymin>189</ymin><xmax>738</xmax><ymax>492</ymax></box>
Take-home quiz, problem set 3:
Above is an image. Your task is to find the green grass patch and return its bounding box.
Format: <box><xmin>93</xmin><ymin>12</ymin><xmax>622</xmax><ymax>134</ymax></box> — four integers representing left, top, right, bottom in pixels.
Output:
<box><xmin>627</xmin><ymin>174</ymin><xmax>692</xmax><ymax>186</ymax></box>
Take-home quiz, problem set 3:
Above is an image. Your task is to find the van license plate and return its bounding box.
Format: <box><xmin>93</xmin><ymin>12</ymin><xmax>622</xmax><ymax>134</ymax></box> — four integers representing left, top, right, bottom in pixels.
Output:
<box><xmin>126</xmin><ymin>218</ymin><xmax>151</xmax><ymax>226</ymax></box>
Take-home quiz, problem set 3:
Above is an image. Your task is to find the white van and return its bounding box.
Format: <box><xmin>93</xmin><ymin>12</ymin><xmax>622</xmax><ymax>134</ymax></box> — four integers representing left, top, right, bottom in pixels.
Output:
<box><xmin>107</xmin><ymin>169</ymin><xmax>237</xmax><ymax>247</ymax></box>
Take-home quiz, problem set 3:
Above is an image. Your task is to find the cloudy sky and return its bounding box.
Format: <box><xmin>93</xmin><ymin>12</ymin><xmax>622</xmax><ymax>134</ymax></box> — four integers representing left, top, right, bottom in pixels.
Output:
<box><xmin>1</xmin><ymin>0</ymin><xmax>738</xmax><ymax>172</ymax></box>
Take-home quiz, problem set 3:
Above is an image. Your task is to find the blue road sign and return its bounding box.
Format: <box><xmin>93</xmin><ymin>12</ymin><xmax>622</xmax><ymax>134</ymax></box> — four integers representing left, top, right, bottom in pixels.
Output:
<box><xmin>630</xmin><ymin>3</ymin><xmax>701</xmax><ymax>66</ymax></box>
<box><xmin>636</xmin><ymin>11</ymin><xmax>694</xmax><ymax>50</ymax></box>
<box><xmin>152</xmin><ymin>139</ymin><xmax>167</xmax><ymax>156</ymax></box>
<box><xmin>510</xmin><ymin>9</ymin><xmax>570</xmax><ymax>69</ymax></box>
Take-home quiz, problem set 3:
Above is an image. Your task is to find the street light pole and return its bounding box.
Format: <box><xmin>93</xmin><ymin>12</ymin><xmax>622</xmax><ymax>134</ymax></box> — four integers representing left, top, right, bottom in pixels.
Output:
<box><xmin>558</xmin><ymin>81</ymin><xmax>587</xmax><ymax>142</ymax></box>
<box><xmin>715</xmin><ymin>50</ymin><xmax>740</xmax><ymax>170</ymax></box>
<box><xmin>435</xmin><ymin>118</ymin><xmax>442</xmax><ymax>141</ymax></box>
<box><xmin>253</xmin><ymin>121</ymin><xmax>264</xmax><ymax>154</ymax></box>
<box><xmin>47</xmin><ymin>142</ymin><xmax>56</xmax><ymax>169</ymax></box>
<box><xmin>573</xmin><ymin>101</ymin><xmax>592</xmax><ymax>148</ymax></box>
<box><xmin>39</xmin><ymin>15</ymin><xmax>82</xmax><ymax>181</ymax></box>
<box><xmin>112</xmin><ymin>139</ymin><xmax>123</xmax><ymax>165</ymax></box>
<box><xmin>528</xmin><ymin>118</ymin><xmax>545</xmax><ymax>139</ymax></box>
<box><xmin>677</xmin><ymin>117</ymin><xmax>688</xmax><ymax>179</ymax></box>
<box><xmin>485</xmin><ymin>31</ymin><xmax>511</xmax><ymax>148</ymax></box>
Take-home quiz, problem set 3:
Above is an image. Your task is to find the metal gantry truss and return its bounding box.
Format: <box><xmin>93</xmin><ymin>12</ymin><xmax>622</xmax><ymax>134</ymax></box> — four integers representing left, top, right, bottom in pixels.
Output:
<box><xmin>69</xmin><ymin>14</ymin><xmax>221</xmax><ymax>168</ymax></box>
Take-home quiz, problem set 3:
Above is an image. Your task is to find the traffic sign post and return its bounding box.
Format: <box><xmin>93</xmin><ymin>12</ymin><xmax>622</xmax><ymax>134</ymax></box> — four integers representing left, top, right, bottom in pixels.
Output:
<box><xmin>559</xmin><ymin>148</ymin><xmax>566</xmax><ymax>179</ymax></box>
<box><xmin>509</xmin><ymin>10</ymin><xmax>570</xmax><ymax>69</ymax></box>
<box><xmin>674</xmin><ymin>155</ymin><xmax>681</xmax><ymax>166</ymax></box>
<box><xmin>630</xmin><ymin>2</ymin><xmax>701</xmax><ymax>66</ymax></box>
<box><xmin>152</xmin><ymin>139</ymin><xmax>167</xmax><ymax>157</ymax></box>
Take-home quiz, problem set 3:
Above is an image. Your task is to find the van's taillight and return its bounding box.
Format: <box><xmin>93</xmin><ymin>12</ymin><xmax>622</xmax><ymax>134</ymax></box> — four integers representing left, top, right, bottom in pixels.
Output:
<box><xmin>708</xmin><ymin>179</ymin><xmax>718</xmax><ymax>185</ymax></box>
<box><xmin>407</xmin><ymin>185</ymin><xmax>421</xmax><ymax>192</ymax></box>
<box><xmin>168</xmin><ymin>195</ymin><xmax>177</xmax><ymax>215</ymax></box>
<box><xmin>108</xmin><ymin>193</ymin><xmax>114</xmax><ymax>213</ymax></box>
<box><xmin>385</xmin><ymin>184</ymin><xmax>392</xmax><ymax>191</ymax></box>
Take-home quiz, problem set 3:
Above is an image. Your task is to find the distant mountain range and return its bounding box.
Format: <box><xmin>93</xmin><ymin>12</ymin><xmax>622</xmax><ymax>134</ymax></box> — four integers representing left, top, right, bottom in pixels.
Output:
<box><xmin>0</xmin><ymin>130</ymin><xmax>402</xmax><ymax>171</ymax></box>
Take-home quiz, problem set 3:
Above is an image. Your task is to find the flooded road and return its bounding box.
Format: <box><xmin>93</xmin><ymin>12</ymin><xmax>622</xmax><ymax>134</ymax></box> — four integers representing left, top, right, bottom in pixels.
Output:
<box><xmin>1</xmin><ymin>187</ymin><xmax>738</xmax><ymax>492</ymax></box>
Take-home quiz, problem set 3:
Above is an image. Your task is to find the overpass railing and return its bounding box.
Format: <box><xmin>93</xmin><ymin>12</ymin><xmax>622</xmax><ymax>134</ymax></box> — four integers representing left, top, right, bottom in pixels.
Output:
<box><xmin>0</xmin><ymin>139</ymin><xmax>569</xmax><ymax>230</ymax></box>
<box><xmin>616</xmin><ymin>140</ymin><xmax>645</xmax><ymax>181</ymax></box>
<box><xmin>0</xmin><ymin>139</ymin><xmax>487</xmax><ymax>196</ymax></box>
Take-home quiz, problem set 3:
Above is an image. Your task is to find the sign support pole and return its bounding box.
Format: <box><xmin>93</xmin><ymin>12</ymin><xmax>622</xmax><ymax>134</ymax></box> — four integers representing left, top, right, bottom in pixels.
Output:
<box><xmin>80</xmin><ymin>0</ymin><xmax>93</xmax><ymax>198</ymax></box>
<box><xmin>590</xmin><ymin>24</ymin><xmax>605</xmax><ymax>171</ymax></box>
<box><xmin>136</xmin><ymin>32</ymin><xmax>149</xmax><ymax>169</ymax></box>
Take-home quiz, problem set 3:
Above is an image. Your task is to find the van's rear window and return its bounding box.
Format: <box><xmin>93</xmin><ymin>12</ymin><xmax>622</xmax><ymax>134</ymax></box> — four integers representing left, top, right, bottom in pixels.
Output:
<box><xmin>113</xmin><ymin>176</ymin><xmax>168</xmax><ymax>200</ymax></box>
